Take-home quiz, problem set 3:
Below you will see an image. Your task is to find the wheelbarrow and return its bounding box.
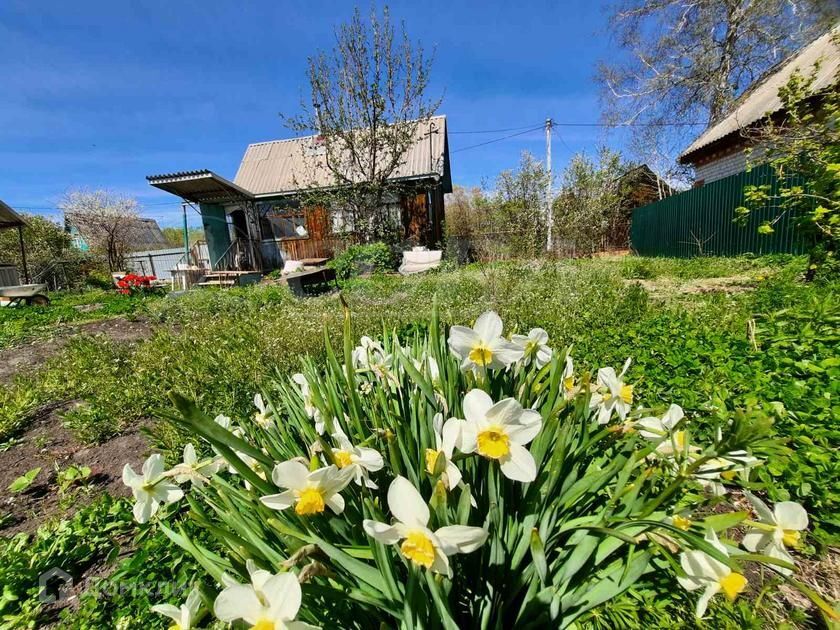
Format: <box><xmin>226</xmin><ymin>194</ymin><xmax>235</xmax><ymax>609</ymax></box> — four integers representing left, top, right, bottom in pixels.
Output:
<box><xmin>0</xmin><ymin>283</ymin><xmax>50</xmax><ymax>306</ymax></box>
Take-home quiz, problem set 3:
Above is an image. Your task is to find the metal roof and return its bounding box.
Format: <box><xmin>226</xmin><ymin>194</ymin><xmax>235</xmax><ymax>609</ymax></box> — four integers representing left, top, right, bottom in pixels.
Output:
<box><xmin>0</xmin><ymin>199</ymin><xmax>27</xmax><ymax>230</ymax></box>
<box><xmin>146</xmin><ymin>170</ymin><xmax>254</xmax><ymax>204</ymax></box>
<box><xmin>680</xmin><ymin>28</ymin><xmax>840</xmax><ymax>164</ymax></box>
<box><xmin>233</xmin><ymin>115</ymin><xmax>450</xmax><ymax>196</ymax></box>
<box><xmin>65</xmin><ymin>213</ymin><xmax>169</xmax><ymax>250</ymax></box>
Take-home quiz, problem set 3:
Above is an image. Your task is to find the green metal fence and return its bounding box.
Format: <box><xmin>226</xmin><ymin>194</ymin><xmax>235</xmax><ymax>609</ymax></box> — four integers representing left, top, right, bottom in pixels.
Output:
<box><xmin>630</xmin><ymin>164</ymin><xmax>808</xmax><ymax>257</ymax></box>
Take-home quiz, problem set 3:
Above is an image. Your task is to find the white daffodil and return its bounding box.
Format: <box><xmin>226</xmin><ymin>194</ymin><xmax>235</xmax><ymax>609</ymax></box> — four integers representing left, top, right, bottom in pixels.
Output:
<box><xmin>561</xmin><ymin>354</ymin><xmax>578</xmax><ymax>400</ymax></box>
<box><xmin>511</xmin><ymin>328</ymin><xmax>552</xmax><ymax>368</ymax></box>
<box><xmin>637</xmin><ymin>404</ymin><xmax>684</xmax><ymax>439</ymax></box>
<box><xmin>151</xmin><ymin>586</ymin><xmax>202</xmax><ymax>630</ymax></box>
<box><xmin>448</xmin><ymin>311</ymin><xmax>524</xmax><ymax>373</ymax></box>
<box><xmin>254</xmin><ymin>393</ymin><xmax>272</xmax><ymax>428</ymax></box>
<box><xmin>425</xmin><ymin>413</ymin><xmax>463</xmax><ymax>491</ymax></box>
<box><xmin>589</xmin><ymin>358</ymin><xmax>634</xmax><ymax>424</ymax></box>
<box><xmin>742</xmin><ymin>492</ymin><xmax>808</xmax><ymax>574</ymax></box>
<box><xmin>214</xmin><ymin>560</ymin><xmax>317</xmax><ymax>629</ymax></box>
<box><xmin>122</xmin><ymin>454</ymin><xmax>184</xmax><ymax>524</ymax></box>
<box><xmin>292</xmin><ymin>373</ymin><xmax>325</xmax><ymax>434</ymax></box>
<box><xmin>330</xmin><ymin>427</ymin><xmax>384</xmax><ymax>489</ymax></box>
<box><xmin>363</xmin><ymin>476</ymin><xmax>488</xmax><ymax>576</ymax></box>
<box><xmin>352</xmin><ymin>336</ymin><xmax>394</xmax><ymax>380</ymax></box>
<box><xmin>457</xmin><ymin>389</ymin><xmax>542</xmax><ymax>482</ymax></box>
<box><xmin>677</xmin><ymin>529</ymin><xmax>748</xmax><ymax>618</ymax></box>
<box><xmin>172</xmin><ymin>443</ymin><xmax>224</xmax><ymax>488</ymax></box>
<box><xmin>260</xmin><ymin>461</ymin><xmax>354</xmax><ymax>516</ymax></box>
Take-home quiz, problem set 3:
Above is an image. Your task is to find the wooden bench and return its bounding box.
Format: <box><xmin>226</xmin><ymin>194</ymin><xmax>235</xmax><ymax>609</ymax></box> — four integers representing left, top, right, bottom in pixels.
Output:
<box><xmin>284</xmin><ymin>267</ymin><xmax>337</xmax><ymax>297</ymax></box>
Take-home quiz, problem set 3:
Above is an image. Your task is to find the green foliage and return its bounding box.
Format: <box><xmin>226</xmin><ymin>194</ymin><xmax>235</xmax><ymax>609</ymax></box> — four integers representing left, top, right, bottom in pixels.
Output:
<box><xmin>0</xmin><ymin>289</ymin><xmax>160</xmax><ymax>350</ymax></box>
<box><xmin>0</xmin><ymin>495</ymin><xmax>135</xmax><ymax>628</ymax></box>
<box><xmin>736</xmin><ymin>62</ymin><xmax>840</xmax><ymax>279</ymax></box>
<box><xmin>0</xmin><ymin>213</ymin><xmax>71</xmax><ymax>279</ymax></box>
<box><xmin>329</xmin><ymin>242</ymin><xmax>395</xmax><ymax>280</ymax></box>
<box><xmin>7</xmin><ymin>467</ymin><xmax>41</xmax><ymax>494</ymax></box>
<box><xmin>158</xmin><ymin>309</ymin><xmax>779</xmax><ymax>628</ymax></box>
<box><xmin>62</xmin><ymin>526</ymin><xmax>206</xmax><ymax>630</ymax></box>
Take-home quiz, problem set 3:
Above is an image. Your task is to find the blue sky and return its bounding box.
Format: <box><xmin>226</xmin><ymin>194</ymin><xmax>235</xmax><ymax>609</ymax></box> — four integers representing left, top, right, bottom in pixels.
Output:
<box><xmin>0</xmin><ymin>0</ymin><xmax>628</xmax><ymax>227</ymax></box>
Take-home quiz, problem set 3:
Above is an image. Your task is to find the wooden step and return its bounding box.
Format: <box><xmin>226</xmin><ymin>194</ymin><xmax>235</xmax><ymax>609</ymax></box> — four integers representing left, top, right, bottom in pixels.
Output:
<box><xmin>196</xmin><ymin>280</ymin><xmax>236</xmax><ymax>287</ymax></box>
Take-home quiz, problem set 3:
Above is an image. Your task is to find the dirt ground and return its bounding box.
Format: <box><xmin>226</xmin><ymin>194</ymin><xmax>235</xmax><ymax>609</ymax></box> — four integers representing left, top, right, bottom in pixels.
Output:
<box><xmin>0</xmin><ymin>402</ymin><xmax>149</xmax><ymax>536</ymax></box>
<box><xmin>0</xmin><ymin>316</ymin><xmax>154</xmax><ymax>384</ymax></box>
<box><xmin>626</xmin><ymin>274</ymin><xmax>757</xmax><ymax>297</ymax></box>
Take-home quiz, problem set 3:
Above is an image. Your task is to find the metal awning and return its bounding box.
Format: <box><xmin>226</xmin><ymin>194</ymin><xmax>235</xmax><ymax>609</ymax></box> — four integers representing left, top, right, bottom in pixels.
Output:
<box><xmin>0</xmin><ymin>199</ymin><xmax>27</xmax><ymax>230</ymax></box>
<box><xmin>146</xmin><ymin>170</ymin><xmax>254</xmax><ymax>204</ymax></box>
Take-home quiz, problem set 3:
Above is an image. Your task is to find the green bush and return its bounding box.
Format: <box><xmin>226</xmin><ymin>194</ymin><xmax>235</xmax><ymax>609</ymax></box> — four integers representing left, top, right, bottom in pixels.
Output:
<box><xmin>329</xmin><ymin>242</ymin><xmax>395</xmax><ymax>280</ymax></box>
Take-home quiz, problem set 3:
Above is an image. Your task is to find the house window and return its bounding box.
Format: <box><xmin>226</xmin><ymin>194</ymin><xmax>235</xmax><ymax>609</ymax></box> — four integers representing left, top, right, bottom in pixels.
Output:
<box><xmin>261</xmin><ymin>208</ymin><xmax>308</xmax><ymax>239</ymax></box>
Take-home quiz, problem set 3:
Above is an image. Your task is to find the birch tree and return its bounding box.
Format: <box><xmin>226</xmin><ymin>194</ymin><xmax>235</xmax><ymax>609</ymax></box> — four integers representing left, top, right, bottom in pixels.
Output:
<box><xmin>599</xmin><ymin>0</ymin><xmax>837</xmax><ymax>163</ymax></box>
<box><xmin>285</xmin><ymin>6</ymin><xmax>441</xmax><ymax>243</ymax></box>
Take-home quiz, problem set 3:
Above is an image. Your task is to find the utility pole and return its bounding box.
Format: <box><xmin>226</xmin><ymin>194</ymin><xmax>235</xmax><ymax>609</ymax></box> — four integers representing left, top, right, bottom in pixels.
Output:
<box><xmin>545</xmin><ymin>117</ymin><xmax>553</xmax><ymax>252</ymax></box>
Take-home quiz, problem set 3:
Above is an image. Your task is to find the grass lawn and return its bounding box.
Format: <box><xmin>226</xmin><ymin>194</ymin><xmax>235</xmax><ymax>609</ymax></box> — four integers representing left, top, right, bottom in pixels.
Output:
<box><xmin>0</xmin><ymin>254</ymin><xmax>837</xmax><ymax>628</ymax></box>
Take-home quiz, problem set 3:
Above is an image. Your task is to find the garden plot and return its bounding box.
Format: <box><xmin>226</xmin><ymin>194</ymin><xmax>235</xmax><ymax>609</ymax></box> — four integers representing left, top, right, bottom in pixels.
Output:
<box><xmin>0</xmin><ymin>255</ymin><xmax>836</xmax><ymax>628</ymax></box>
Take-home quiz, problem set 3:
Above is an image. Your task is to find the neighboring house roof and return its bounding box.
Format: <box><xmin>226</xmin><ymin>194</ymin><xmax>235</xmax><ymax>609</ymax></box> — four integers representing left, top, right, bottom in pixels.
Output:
<box><xmin>0</xmin><ymin>199</ymin><xmax>27</xmax><ymax>230</ymax></box>
<box><xmin>680</xmin><ymin>27</ymin><xmax>840</xmax><ymax>165</ymax></box>
<box><xmin>233</xmin><ymin>115</ymin><xmax>451</xmax><ymax>197</ymax></box>
<box><xmin>65</xmin><ymin>213</ymin><xmax>169</xmax><ymax>251</ymax></box>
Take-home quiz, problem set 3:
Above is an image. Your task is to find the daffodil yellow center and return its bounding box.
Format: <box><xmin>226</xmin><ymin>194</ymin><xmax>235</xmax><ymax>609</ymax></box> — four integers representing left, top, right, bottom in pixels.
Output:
<box><xmin>672</xmin><ymin>515</ymin><xmax>692</xmax><ymax>531</ymax></box>
<box><xmin>251</xmin><ymin>620</ymin><xmax>276</xmax><ymax>630</ymax></box>
<box><xmin>333</xmin><ymin>450</ymin><xmax>354</xmax><ymax>468</ymax></box>
<box><xmin>168</xmin><ymin>624</ymin><xmax>182</xmax><ymax>630</ymax></box>
<box><xmin>476</xmin><ymin>426</ymin><xmax>510</xmax><ymax>460</ymax></box>
<box><xmin>468</xmin><ymin>344</ymin><xmax>493</xmax><ymax>366</ymax></box>
<box><xmin>721</xmin><ymin>469</ymin><xmax>737</xmax><ymax>481</ymax></box>
<box><xmin>425</xmin><ymin>448</ymin><xmax>442</xmax><ymax>475</ymax></box>
<box><xmin>401</xmin><ymin>531</ymin><xmax>436</xmax><ymax>568</ymax></box>
<box><xmin>782</xmin><ymin>529</ymin><xmax>801</xmax><ymax>547</ymax></box>
<box><xmin>719</xmin><ymin>572</ymin><xmax>747</xmax><ymax>601</ymax></box>
<box><xmin>295</xmin><ymin>487</ymin><xmax>326</xmax><ymax>515</ymax></box>
<box><xmin>563</xmin><ymin>376</ymin><xmax>575</xmax><ymax>391</ymax></box>
<box><xmin>673</xmin><ymin>430</ymin><xmax>686</xmax><ymax>449</ymax></box>
<box><xmin>620</xmin><ymin>384</ymin><xmax>633</xmax><ymax>404</ymax></box>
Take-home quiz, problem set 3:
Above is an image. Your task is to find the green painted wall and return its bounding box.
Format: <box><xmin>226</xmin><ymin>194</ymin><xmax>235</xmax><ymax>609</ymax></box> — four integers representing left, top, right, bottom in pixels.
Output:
<box><xmin>199</xmin><ymin>203</ymin><xmax>231</xmax><ymax>268</ymax></box>
<box><xmin>630</xmin><ymin>164</ymin><xmax>809</xmax><ymax>257</ymax></box>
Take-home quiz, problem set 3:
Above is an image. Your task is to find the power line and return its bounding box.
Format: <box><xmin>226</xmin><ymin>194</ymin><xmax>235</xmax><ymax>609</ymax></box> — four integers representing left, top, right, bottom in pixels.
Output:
<box><xmin>449</xmin><ymin>124</ymin><xmax>544</xmax><ymax>134</ymax></box>
<box><xmin>451</xmin><ymin>125</ymin><xmax>545</xmax><ymax>153</ymax></box>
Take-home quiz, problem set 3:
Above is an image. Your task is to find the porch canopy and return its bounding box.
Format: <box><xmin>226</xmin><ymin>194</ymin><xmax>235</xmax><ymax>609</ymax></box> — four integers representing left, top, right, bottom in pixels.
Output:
<box><xmin>0</xmin><ymin>199</ymin><xmax>29</xmax><ymax>282</ymax></box>
<box><xmin>0</xmin><ymin>199</ymin><xmax>27</xmax><ymax>229</ymax></box>
<box><xmin>146</xmin><ymin>170</ymin><xmax>254</xmax><ymax>204</ymax></box>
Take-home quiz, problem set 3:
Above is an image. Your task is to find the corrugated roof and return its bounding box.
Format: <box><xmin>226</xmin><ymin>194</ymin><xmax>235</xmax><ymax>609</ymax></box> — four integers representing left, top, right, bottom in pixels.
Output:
<box><xmin>147</xmin><ymin>170</ymin><xmax>254</xmax><ymax>204</ymax></box>
<box><xmin>0</xmin><ymin>199</ymin><xmax>27</xmax><ymax>230</ymax></box>
<box><xmin>680</xmin><ymin>28</ymin><xmax>840</xmax><ymax>163</ymax></box>
<box><xmin>234</xmin><ymin>115</ymin><xmax>449</xmax><ymax>196</ymax></box>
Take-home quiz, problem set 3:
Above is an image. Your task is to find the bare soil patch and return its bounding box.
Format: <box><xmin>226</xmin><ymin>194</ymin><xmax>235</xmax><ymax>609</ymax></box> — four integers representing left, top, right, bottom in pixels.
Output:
<box><xmin>0</xmin><ymin>402</ymin><xmax>149</xmax><ymax>535</ymax></box>
<box><xmin>0</xmin><ymin>316</ymin><xmax>154</xmax><ymax>384</ymax></box>
<box><xmin>627</xmin><ymin>274</ymin><xmax>757</xmax><ymax>298</ymax></box>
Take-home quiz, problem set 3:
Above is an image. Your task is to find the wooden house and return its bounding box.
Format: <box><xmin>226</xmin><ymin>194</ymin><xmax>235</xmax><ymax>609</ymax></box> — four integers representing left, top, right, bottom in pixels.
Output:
<box><xmin>147</xmin><ymin>116</ymin><xmax>451</xmax><ymax>273</ymax></box>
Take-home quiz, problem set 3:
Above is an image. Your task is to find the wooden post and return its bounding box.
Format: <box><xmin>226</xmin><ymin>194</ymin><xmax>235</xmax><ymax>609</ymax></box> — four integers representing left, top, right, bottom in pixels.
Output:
<box><xmin>18</xmin><ymin>225</ymin><xmax>29</xmax><ymax>283</ymax></box>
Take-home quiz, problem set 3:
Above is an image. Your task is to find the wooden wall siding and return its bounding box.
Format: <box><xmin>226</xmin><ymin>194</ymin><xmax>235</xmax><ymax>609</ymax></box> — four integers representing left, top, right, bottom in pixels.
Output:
<box><xmin>279</xmin><ymin>236</ymin><xmax>343</xmax><ymax>261</ymax></box>
<box><xmin>401</xmin><ymin>192</ymin><xmax>430</xmax><ymax>243</ymax></box>
<box><xmin>305</xmin><ymin>205</ymin><xmax>330</xmax><ymax>242</ymax></box>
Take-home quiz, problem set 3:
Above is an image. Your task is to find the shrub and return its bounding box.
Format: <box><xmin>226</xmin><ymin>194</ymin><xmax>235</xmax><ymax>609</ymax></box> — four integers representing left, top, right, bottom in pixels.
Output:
<box><xmin>329</xmin><ymin>243</ymin><xmax>395</xmax><ymax>280</ymax></box>
<box><xmin>122</xmin><ymin>305</ymin><xmax>832</xmax><ymax>628</ymax></box>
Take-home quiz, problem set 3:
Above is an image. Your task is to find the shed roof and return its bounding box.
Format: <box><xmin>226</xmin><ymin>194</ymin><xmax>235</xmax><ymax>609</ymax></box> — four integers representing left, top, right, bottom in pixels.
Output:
<box><xmin>146</xmin><ymin>170</ymin><xmax>254</xmax><ymax>204</ymax></box>
<box><xmin>234</xmin><ymin>115</ymin><xmax>450</xmax><ymax>196</ymax></box>
<box><xmin>680</xmin><ymin>27</ymin><xmax>840</xmax><ymax>164</ymax></box>
<box><xmin>0</xmin><ymin>199</ymin><xmax>27</xmax><ymax>230</ymax></box>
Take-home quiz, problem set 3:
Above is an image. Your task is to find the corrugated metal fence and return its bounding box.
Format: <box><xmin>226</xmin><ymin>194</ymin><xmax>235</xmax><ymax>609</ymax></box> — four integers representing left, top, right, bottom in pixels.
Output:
<box><xmin>630</xmin><ymin>164</ymin><xmax>808</xmax><ymax>257</ymax></box>
<box><xmin>125</xmin><ymin>247</ymin><xmax>202</xmax><ymax>281</ymax></box>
